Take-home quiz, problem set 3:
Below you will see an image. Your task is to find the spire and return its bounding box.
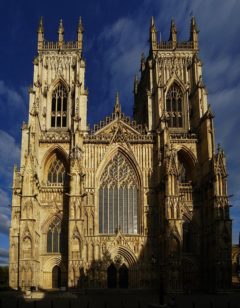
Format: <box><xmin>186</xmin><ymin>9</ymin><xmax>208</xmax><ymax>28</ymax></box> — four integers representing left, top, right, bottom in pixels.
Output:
<box><xmin>37</xmin><ymin>17</ymin><xmax>44</xmax><ymax>50</ymax></box>
<box><xmin>58</xmin><ymin>19</ymin><xmax>64</xmax><ymax>43</ymax></box>
<box><xmin>190</xmin><ymin>16</ymin><xmax>199</xmax><ymax>50</ymax></box>
<box><xmin>77</xmin><ymin>17</ymin><xmax>84</xmax><ymax>50</ymax></box>
<box><xmin>114</xmin><ymin>92</ymin><xmax>121</xmax><ymax>116</ymax></box>
<box><xmin>169</xmin><ymin>19</ymin><xmax>177</xmax><ymax>47</ymax></box>
<box><xmin>134</xmin><ymin>75</ymin><xmax>138</xmax><ymax>95</ymax></box>
<box><xmin>150</xmin><ymin>16</ymin><xmax>157</xmax><ymax>51</ymax></box>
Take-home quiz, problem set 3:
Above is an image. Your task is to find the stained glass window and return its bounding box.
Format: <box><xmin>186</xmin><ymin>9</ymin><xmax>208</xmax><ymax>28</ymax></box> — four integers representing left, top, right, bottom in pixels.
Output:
<box><xmin>47</xmin><ymin>156</ymin><xmax>66</xmax><ymax>185</ymax></box>
<box><xmin>51</xmin><ymin>83</ymin><xmax>68</xmax><ymax>128</ymax></box>
<box><xmin>99</xmin><ymin>153</ymin><xmax>139</xmax><ymax>234</ymax></box>
<box><xmin>47</xmin><ymin>217</ymin><xmax>61</xmax><ymax>253</ymax></box>
<box><xmin>166</xmin><ymin>84</ymin><xmax>183</xmax><ymax>128</ymax></box>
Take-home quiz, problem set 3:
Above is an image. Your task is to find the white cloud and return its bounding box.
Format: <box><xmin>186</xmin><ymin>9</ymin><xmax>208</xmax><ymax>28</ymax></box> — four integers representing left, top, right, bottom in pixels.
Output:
<box><xmin>0</xmin><ymin>130</ymin><xmax>20</xmax><ymax>186</ymax></box>
<box><xmin>0</xmin><ymin>213</ymin><xmax>10</xmax><ymax>235</ymax></box>
<box><xmin>0</xmin><ymin>80</ymin><xmax>26</xmax><ymax>110</ymax></box>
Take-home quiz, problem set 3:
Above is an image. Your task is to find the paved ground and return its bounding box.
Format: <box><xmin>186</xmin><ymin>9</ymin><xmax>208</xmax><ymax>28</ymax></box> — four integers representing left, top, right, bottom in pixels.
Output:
<box><xmin>1</xmin><ymin>290</ymin><xmax>240</xmax><ymax>308</ymax></box>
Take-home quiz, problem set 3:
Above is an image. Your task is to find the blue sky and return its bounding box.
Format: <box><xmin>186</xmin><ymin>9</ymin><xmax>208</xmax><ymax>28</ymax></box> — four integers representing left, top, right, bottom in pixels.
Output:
<box><xmin>0</xmin><ymin>0</ymin><xmax>240</xmax><ymax>265</ymax></box>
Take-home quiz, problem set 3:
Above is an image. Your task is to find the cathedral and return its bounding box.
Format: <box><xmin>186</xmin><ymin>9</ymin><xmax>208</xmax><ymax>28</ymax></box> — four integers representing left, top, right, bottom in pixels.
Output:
<box><xmin>9</xmin><ymin>17</ymin><xmax>232</xmax><ymax>291</ymax></box>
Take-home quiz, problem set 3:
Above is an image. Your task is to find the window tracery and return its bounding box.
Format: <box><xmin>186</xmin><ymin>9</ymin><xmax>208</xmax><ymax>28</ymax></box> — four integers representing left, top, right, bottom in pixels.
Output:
<box><xmin>47</xmin><ymin>217</ymin><xmax>61</xmax><ymax>253</ymax></box>
<box><xmin>99</xmin><ymin>152</ymin><xmax>139</xmax><ymax>234</ymax></box>
<box><xmin>166</xmin><ymin>84</ymin><xmax>183</xmax><ymax>128</ymax></box>
<box><xmin>47</xmin><ymin>156</ymin><xmax>66</xmax><ymax>185</ymax></box>
<box><xmin>51</xmin><ymin>83</ymin><xmax>68</xmax><ymax>128</ymax></box>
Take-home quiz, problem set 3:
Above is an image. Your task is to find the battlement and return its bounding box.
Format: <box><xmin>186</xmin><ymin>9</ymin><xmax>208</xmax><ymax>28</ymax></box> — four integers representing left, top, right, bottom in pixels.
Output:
<box><xmin>37</xmin><ymin>17</ymin><xmax>83</xmax><ymax>51</ymax></box>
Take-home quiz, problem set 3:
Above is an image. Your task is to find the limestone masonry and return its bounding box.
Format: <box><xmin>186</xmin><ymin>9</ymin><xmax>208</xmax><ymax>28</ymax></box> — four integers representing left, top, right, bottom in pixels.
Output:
<box><xmin>9</xmin><ymin>17</ymin><xmax>232</xmax><ymax>291</ymax></box>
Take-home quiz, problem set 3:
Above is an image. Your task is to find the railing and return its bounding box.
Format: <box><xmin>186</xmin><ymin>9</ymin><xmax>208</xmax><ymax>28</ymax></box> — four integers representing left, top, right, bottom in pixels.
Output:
<box><xmin>157</xmin><ymin>41</ymin><xmax>194</xmax><ymax>50</ymax></box>
<box><xmin>179</xmin><ymin>183</ymin><xmax>193</xmax><ymax>202</ymax></box>
<box><xmin>42</xmin><ymin>41</ymin><xmax>79</xmax><ymax>50</ymax></box>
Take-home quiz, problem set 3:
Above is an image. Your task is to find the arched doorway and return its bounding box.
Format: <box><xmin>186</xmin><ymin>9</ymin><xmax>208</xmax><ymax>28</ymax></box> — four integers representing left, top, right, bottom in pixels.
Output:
<box><xmin>119</xmin><ymin>264</ymin><xmax>128</xmax><ymax>288</ymax></box>
<box><xmin>107</xmin><ymin>263</ymin><xmax>117</xmax><ymax>288</ymax></box>
<box><xmin>52</xmin><ymin>265</ymin><xmax>61</xmax><ymax>288</ymax></box>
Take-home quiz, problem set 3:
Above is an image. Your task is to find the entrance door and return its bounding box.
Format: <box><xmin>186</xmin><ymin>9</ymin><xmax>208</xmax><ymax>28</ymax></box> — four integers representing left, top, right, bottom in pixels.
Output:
<box><xmin>52</xmin><ymin>265</ymin><xmax>61</xmax><ymax>288</ymax></box>
<box><xmin>119</xmin><ymin>264</ymin><xmax>128</xmax><ymax>288</ymax></box>
<box><xmin>107</xmin><ymin>263</ymin><xmax>117</xmax><ymax>288</ymax></box>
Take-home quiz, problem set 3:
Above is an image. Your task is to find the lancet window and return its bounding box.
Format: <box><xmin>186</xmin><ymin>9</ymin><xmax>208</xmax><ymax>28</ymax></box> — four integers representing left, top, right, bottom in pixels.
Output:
<box><xmin>99</xmin><ymin>152</ymin><xmax>139</xmax><ymax>234</ymax></box>
<box><xmin>51</xmin><ymin>83</ymin><xmax>68</xmax><ymax>128</ymax></box>
<box><xmin>47</xmin><ymin>156</ymin><xmax>66</xmax><ymax>185</ymax></box>
<box><xmin>166</xmin><ymin>84</ymin><xmax>183</xmax><ymax>128</ymax></box>
<box><xmin>47</xmin><ymin>217</ymin><xmax>62</xmax><ymax>253</ymax></box>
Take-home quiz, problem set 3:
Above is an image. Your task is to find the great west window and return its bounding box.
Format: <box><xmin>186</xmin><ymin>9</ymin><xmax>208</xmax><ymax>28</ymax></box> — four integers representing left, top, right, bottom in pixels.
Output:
<box><xmin>99</xmin><ymin>152</ymin><xmax>139</xmax><ymax>234</ymax></box>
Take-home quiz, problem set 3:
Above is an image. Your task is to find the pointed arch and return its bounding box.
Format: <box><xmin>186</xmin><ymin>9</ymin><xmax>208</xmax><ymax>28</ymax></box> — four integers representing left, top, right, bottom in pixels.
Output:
<box><xmin>108</xmin><ymin>245</ymin><xmax>137</xmax><ymax>267</ymax></box>
<box><xmin>96</xmin><ymin>147</ymin><xmax>142</xmax><ymax>235</ymax></box>
<box><xmin>49</xmin><ymin>77</ymin><xmax>70</xmax><ymax>94</ymax></box>
<box><xmin>43</xmin><ymin>256</ymin><xmax>66</xmax><ymax>272</ymax></box>
<box><xmin>165</xmin><ymin>76</ymin><xmax>186</xmax><ymax>95</ymax></box>
<box><xmin>42</xmin><ymin>146</ymin><xmax>68</xmax><ymax>186</ymax></box>
<box><xmin>96</xmin><ymin>145</ymin><xmax>142</xmax><ymax>188</ymax></box>
<box><xmin>46</xmin><ymin>216</ymin><xmax>62</xmax><ymax>253</ymax></box>
<box><xmin>177</xmin><ymin>147</ymin><xmax>197</xmax><ymax>182</ymax></box>
<box><xmin>165</xmin><ymin>81</ymin><xmax>184</xmax><ymax>128</ymax></box>
<box><xmin>41</xmin><ymin>213</ymin><xmax>62</xmax><ymax>233</ymax></box>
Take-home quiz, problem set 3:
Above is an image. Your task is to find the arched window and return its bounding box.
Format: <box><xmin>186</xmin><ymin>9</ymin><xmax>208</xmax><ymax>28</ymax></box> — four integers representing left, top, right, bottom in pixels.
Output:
<box><xmin>47</xmin><ymin>155</ymin><xmax>66</xmax><ymax>185</ymax></box>
<box><xmin>166</xmin><ymin>84</ymin><xmax>183</xmax><ymax>128</ymax></box>
<box><xmin>99</xmin><ymin>152</ymin><xmax>139</xmax><ymax>234</ymax></box>
<box><xmin>51</xmin><ymin>83</ymin><xmax>68</xmax><ymax>128</ymax></box>
<box><xmin>47</xmin><ymin>217</ymin><xmax>61</xmax><ymax>253</ymax></box>
<box><xmin>178</xmin><ymin>153</ymin><xmax>191</xmax><ymax>183</ymax></box>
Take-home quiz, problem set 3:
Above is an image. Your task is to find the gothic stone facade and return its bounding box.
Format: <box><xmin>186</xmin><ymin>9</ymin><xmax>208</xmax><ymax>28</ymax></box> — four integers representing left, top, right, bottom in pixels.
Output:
<box><xmin>9</xmin><ymin>17</ymin><xmax>232</xmax><ymax>291</ymax></box>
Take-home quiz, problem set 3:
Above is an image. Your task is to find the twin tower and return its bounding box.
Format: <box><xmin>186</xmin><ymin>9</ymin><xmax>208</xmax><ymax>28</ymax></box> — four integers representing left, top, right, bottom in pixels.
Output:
<box><xmin>9</xmin><ymin>17</ymin><xmax>232</xmax><ymax>291</ymax></box>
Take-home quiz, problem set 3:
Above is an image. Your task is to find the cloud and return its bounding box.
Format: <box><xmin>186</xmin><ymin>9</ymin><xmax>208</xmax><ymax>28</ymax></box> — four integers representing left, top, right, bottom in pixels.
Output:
<box><xmin>0</xmin><ymin>248</ymin><xmax>9</xmax><ymax>258</ymax></box>
<box><xmin>0</xmin><ymin>214</ymin><xmax>10</xmax><ymax>236</ymax></box>
<box><xmin>0</xmin><ymin>131</ymin><xmax>19</xmax><ymax>238</ymax></box>
<box><xmin>0</xmin><ymin>130</ymin><xmax>20</xmax><ymax>186</ymax></box>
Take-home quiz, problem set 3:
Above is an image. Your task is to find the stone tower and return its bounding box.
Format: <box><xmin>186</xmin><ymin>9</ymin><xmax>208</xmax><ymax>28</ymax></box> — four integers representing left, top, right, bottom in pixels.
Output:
<box><xmin>134</xmin><ymin>17</ymin><xmax>232</xmax><ymax>291</ymax></box>
<box><xmin>9</xmin><ymin>17</ymin><xmax>232</xmax><ymax>292</ymax></box>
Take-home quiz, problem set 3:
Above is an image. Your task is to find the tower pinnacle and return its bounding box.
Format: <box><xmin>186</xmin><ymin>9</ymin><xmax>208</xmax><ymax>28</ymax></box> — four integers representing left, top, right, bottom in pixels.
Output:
<box><xmin>77</xmin><ymin>17</ymin><xmax>84</xmax><ymax>50</ymax></box>
<box><xmin>37</xmin><ymin>17</ymin><xmax>44</xmax><ymax>50</ymax></box>
<box><xmin>114</xmin><ymin>92</ymin><xmax>121</xmax><ymax>116</ymax></box>
<box><xmin>169</xmin><ymin>19</ymin><xmax>177</xmax><ymax>47</ymax></box>
<box><xmin>190</xmin><ymin>16</ymin><xmax>199</xmax><ymax>50</ymax></box>
<box><xmin>150</xmin><ymin>16</ymin><xmax>157</xmax><ymax>51</ymax></box>
<box><xmin>58</xmin><ymin>19</ymin><xmax>64</xmax><ymax>43</ymax></box>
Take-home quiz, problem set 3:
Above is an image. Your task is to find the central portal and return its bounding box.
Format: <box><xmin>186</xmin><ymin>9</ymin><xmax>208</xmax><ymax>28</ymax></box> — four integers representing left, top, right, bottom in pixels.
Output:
<box><xmin>107</xmin><ymin>263</ymin><xmax>129</xmax><ymax>288</ymax></box>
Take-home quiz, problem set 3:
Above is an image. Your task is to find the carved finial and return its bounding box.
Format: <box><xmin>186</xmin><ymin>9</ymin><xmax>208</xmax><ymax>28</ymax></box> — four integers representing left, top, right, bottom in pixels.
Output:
<box><xmin>78</xmin><ymin>16</ymin><xmax>84</xmax><ymax>32</ymax></box>
<box><xmin>114</xmin><ymin>92</ymin><xmax>121</xmax><ymax>116</ymax></box>
<box><xmin>37</xmin><ymin>17</ymin><xmax>44</xmax><ymax>50</ymax></box>
<box><xmin>190</xmin><ymin>16</ymin><xmax>199</xmax><ymax>50</ymax></box>
<box><xmin>58</xmin><ymin>19</ymin><xmax>64</xmax><ymax>42</ymax></box>
<box><xmin>150</xmin><ymin>16</ymin><xmax>157</xmax><ymax>50</ymax></box>
<box><xmin>38</xmin><ymin>16</ymin><xmax>44</xmax><ymax>33</ymax></box>
<box><xmin>77</xmin><ymin>17</ymin><xmax>84</xmax><ymax>50</ymax></box>
<box><xmin>169</xmin><ymin>19</ymin><xmax>177</xmax><ymax>46</ymax></box>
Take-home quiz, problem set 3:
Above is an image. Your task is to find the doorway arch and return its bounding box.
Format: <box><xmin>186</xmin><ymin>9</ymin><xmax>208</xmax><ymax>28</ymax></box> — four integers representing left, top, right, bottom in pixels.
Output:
<box><xmin>52</xmin><ymin>265</ymin><xmax>61</xmax><ymax>288</ymax></box>
<box><xmin>107</xmin><ymin>263</ymin><xmax>117</xmax><ymax>288</ymax></box>
<box><xmin>119</xmin><ymin>264</ymin><xmax>128</xmax><ymax>288</ymax></box>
